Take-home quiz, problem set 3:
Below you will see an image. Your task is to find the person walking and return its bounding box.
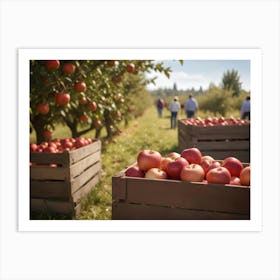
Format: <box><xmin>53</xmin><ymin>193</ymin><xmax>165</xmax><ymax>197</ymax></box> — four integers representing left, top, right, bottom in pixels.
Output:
<box><xmin>156</xmin><ymin>98</ymin><xmax>165</xmax><ymax>118</ymax></box>
<box><xmin>168</xmin><ymin>96</ymin><xmax>181</xmax><ymax>129</ymax></box>
<box><xmin>184</xmin><ymin>94</ymin><xmax>199</xmax><ymax>118</ymax></box>
<box><xmin>241</xmin><ymin>96</ymin><xmax>250</xmax><ymax>120</ymax></box>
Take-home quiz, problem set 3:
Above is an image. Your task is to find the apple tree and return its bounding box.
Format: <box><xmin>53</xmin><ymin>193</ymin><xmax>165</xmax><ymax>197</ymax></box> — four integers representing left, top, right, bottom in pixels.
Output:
<box><xmin>30</xmin><ymin>59</ymin><xmax>172</xmax><ymax>143</ymax></box>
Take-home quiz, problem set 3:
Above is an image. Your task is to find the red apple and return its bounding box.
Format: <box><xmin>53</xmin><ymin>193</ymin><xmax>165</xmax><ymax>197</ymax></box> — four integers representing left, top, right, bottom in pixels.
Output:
<box><xmin>125</xmin><ymin>165</ymin><xmax>145</xmax><ymax>178</ymax></box>
<box><xmin>75</xmin><ymin>138</ymin><xmax>86</xmax><ymax>148</ymax></box>
<box><xmin>160</xmin><ymin>157</ymin><xmax>173</xmax><ymax>172</ymax></box>
<box><xmin>61</xmin><ymin>139</ymin><xmax>73</xmax><ymax>150</ymax></box>
<box><xmin>166</xmin><ymin>152</ymin><xmax>181</xmax><ymax>160</ymax></box>
<box><xmin>62</xmin><ymin>63</ymin><xmax>76</xmax><ymax>75</ymax></box>
<box><xmin>30</xmin><ymin>143</ymin><xmax>37</xmax><ymax>152</ymax></box>
<box><xmin>240</xmin><ymin>166</ymin><xmax>250</xmax><ymax>186</ymax></box>
<box><xmin>79</xmin><ymin>96</ymin><xmax>87</xmax><ymax>104</ymax></box>
<box><xmin>94</xmin><ymin>120</ymin><xmax>102</xmax><ymax>127</ymax></box>
<box><xmin>43</xmin><ymin>130</ymin><xmax>52</xmax><ymax>139</ymax></box>
<box><xmin>107</xmin><ymin>60</ymin><xmax>115</xmax><ymax>67</ymax></box>
<box><xmin>88</xmin><ymin>101</ymin><xmax>97</xmax><ymax>111</ymax></box>
<box><xmin>201</xmin><ymin>155</ymin><xmax>214</xmax><ymax>162</ymax></box>
<box><xmin>206</xmin><ymin>167</ymin><xmax>231</xmax><ymax>184</ymax></box>
<box><xmin>74</xmin><ymin>81</ymin><xmax>87</xmax><ymax>93</ymax></box>
<box><xmin>180</xmin><ymin>164</ymin><xmax>205</xmax><ymax>182</ymax></box>
<box><xmin>221</xmin><ymin>157</ymin><xmax>244</xmax><ymax>177</ymax></box>
<box><xmin>45</xmin><ymin>60</ymin><xmax>60</xmax><ymax>72</ymax></box>
<box><xmin>37</xmin><ymin>103</ymin><xmax>50</xmax><ymax>115</ymax></box>
<box><xmin>229</xmin><ymin>176</ymin><xmax>241</xmax><ymax>185</ymax></box>
<box><xmin>55</xmin><ymin>92</ymin><xmax>70</xmax><ymax>105</ymax></box>
<box><xmin>43</xmin><ymin>146</ymin><xmax>57</xmax><ymax>153</ymax></box>
<box><xmin>181</xmin><ymin>148</ymin><xmax>202</xmax><ymax>164</ymax></box>
<box><xmin>166</xmin><ymin>157</ymin><xmax>189</xmax><ymax>180</ymax></box>
<box><xmin>126</xmin><ymin>63</ymin><xmax>136</xmax><ymax>73</ymax></box>
<box><xmin>145</xmin><ymin>168</ymin><xmax>168</xmax><ymax>180</ymax></box>
<box><xmin>200</xmin><ymin>158</ymin><xmax>212</xmax><ymax>176</ymax></box>
<box><xmin>137</xmin><ymin>150</ymin><xmax>162</xmax><ymax>171</ymax></box>
<box><xmin>79</xmin><ymin>114</ymin><xmax>89</xmax><ymax>123</ymax></box>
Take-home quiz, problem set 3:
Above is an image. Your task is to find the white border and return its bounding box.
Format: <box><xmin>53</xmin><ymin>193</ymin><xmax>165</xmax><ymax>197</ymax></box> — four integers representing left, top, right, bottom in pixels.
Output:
<box><xmin>18</xmin><ymin>48</ymin><xmax>262</xmax><ymax>232</ymax></box>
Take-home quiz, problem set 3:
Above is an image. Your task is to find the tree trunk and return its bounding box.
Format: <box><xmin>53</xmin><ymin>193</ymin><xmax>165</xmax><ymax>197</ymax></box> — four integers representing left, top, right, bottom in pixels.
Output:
<box><xmin>95</xmin><ymin>127</ymin><xmax>102</xmax><ymax>139</ymax></box>
<box><xmin>31</xmin><ymin>115</ymin><xmax>46</xmax><ymax>144</ymax></box>
<box><xmin>104</xmin><ymin>109</ymin><xmax>113</xmax><ymax>138</ymax></box>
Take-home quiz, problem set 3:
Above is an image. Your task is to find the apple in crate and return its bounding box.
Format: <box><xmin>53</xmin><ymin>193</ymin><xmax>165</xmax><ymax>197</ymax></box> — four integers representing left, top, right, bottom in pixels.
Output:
<box><xmin>206</xmin><ymin>167</ymin><xmax>231</xmax><ymax>184</ymax></box>
<box><xmin>145</xmin><ymin>168</ymin><xmax>168</xmax><ymax>180</ymax></box>
<box><xmin>204</xmin><ymin>160</ymin><xmax>221</xmax><ymax>177</ymax></box>
<box><xmin>137</xmin><ymin>150</ymin><xmax>162</xmax><ymax>171</ymax></box>
<box><xmin>230</xmin><ymin>176</ymin><xmax>241</xmax><ymax>185</ymax></box>
<box><xmin>240</xmin><ymin>166</ymin><xmax>250</xmax><ymax>186</ymax></box>
<box><xmin>166</xmin><ymin>157</ymin><xmax>189</xmax><ymax>180</ymax></box>
<box><xmin>125</xmin><ymin>165</ymin><xmax>145</xmax><ymax>178</ymax></box>
<box><xmin>221</xmin><ymin>157</ymin><xmax>244</xmax><ymax>177</ymax></box>
<box><xmin>166</xmin><ymin>152</ymin><xmax>181</xmax><ymax>160</ymax></box>
<box><xmin>180</xmin><ymin>164</ymin><xmax>205</xmax><ymax>182</ymax></box>
<box><xmin>181</xmin><ymin>148</ymin><xmax>202</xmax><ymax>164</ymax></box>
<box><xmin>160</xmin><ymin>157</ymin><xmax>173</xmax><ymax>172</ymax></box>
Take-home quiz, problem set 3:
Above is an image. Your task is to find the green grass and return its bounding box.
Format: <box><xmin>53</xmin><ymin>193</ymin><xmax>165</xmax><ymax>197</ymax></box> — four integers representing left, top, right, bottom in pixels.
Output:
<box><xmin>76</xmin><ymin>106</ymin><xmax>181</xmax><ymax>220</ymax></box>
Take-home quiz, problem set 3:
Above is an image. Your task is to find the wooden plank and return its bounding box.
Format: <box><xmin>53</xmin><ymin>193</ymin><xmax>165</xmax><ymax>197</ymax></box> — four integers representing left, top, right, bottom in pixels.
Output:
<box><xmin>30</xmin><ymin>198</ymin><xmax>74</xmax><ymax>215</ymax></box>
<box><xmin>30</xmin><ymin>166</ymin><xmax>70</xmax><ymax>181</ymax></box>
<box><xmin>69</xmin><ymin>150</ymin><xmax>101</xmax><ymax>179</ymax></box>
<box><xmin>112</xmin><ymin>173</ymin><xmax>127</xmax><ymax>201</ymax></box>
<box><xmin>112</xmin><ymin>202</ymin><xmax>249</xmax><ymax>220</ymax></box>
<box><xmin>30</xmin><ymin>180</ymin><xmax>71</xmax><ymax>199</ymax></box>
<box><xmin>199</xmin><ymin>150</ymin><xmax>250</xmax><ymax>162</ymax></box>
<box><xmin>72</xmin><ymin>173</ymin><xmax>100</xmax><ymax>203</ymax></box>
<box><xmin>195</xmin><ymin>140</ymin><xmax>250</xmax><ymax>151</ymax></box>
<box><xmin>71</xmin><ymin>161</ymin><xmax>101</xmax><ymax>194</ymax></box>
<box><xmin>30</xmin><ymin>152</ymin><xmax>68</xmax><ymax>166</ymax></box>
<box><xmin>69</xmin><ymin>140</ymin><xmax>101</xmax><ymax>164</ymax></box>
<box><xmin>124</xmin><ymin>178</ymin><xmax>250</xmax><ymax>215</ymax></box>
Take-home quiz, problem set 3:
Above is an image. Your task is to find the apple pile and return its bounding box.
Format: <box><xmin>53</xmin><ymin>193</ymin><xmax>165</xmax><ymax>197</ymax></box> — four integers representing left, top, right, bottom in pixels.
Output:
<box><xmin>183</xmin><ymin>116</ymin><xmax>250</xmax><ymax>127</ymax></box>
<box><xmin>125</xmin><ymin>148</ymin><xmax>250</xmax><ymax>186</ymax></box>
<box><xmin>30</xmin><ymin>137</ymin><xmax>93</xmax><ymax>154</ymax></box>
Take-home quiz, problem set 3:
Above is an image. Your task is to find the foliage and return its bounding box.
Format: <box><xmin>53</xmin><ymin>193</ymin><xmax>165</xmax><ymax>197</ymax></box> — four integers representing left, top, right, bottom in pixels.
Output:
<box><xmin>30</xmin><ymin>60</ymin><xmax>172</xmax><ymax>143</ymax></box>
<box><xmin>221</xmin><ymin>69</ymin><xmax>242</xmax><ymax>97</ymax></box>
<box><xmin>196</xmin><ymin>85</ymin><xmax>250</xmax><ymax>117</ymax></box>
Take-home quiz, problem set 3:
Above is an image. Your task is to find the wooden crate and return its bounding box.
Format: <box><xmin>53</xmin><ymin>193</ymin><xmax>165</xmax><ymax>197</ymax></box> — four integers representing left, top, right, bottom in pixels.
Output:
<box><xmin>178</xmin><ymin>119</ymin><xmax>250</xmax><ymax>162</ymax></box>
<box><xmin>112</xmin><ymin>165</ymin><xmax>250</xmax><ymax>220</ymax></box>
<box><xmin>30</xmin><ymin>140</ymin><xmax>102</xmax><ymax>218</ymax></box>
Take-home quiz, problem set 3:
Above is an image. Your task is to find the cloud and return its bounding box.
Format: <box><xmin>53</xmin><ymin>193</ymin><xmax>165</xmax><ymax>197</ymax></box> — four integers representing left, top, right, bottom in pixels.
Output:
<box><xmin>146</xmin><ymin>71</ymin><xmax>213</xmax><ymax>90</ymax></box>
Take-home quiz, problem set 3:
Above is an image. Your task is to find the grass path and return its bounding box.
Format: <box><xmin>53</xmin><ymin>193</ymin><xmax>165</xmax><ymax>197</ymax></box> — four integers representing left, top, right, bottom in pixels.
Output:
<box><xmin>76</xmin><ymin>106</ymin><xmax>183</xmax><ymax>219</ymax></box>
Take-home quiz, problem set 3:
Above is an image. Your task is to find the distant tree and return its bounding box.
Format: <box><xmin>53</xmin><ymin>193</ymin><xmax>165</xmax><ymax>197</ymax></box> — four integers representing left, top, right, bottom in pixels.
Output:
<box><xmin>173</xmin><ymin>82</ymin><xmax>178</xmax><ymax>92</ymax></box>
<box><xmin>221</xmin><ymin>69</ymin><xmax>242</xmax><ymax>97</ymax></box>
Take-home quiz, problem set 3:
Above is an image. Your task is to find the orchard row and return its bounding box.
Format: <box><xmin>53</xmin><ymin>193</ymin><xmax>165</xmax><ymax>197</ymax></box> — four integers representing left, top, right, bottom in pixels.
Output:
<box><xmin>30</xmin><ymin>59</ymin><xmax>175</xmax><ymax>144</ymax></box>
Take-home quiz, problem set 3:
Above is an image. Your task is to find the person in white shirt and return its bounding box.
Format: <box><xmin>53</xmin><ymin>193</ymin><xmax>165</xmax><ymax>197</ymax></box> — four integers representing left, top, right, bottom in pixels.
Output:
<box><xmin>240</xmin><ymin>96</ymin><xmax>250</xmax><ymax>120</ymax></box>
<box><xmin>184</xmin><ymin>94</ymin><xmax>199</xmax><ymax>118</ymax></box>
<box><xmin>168</xmin><ymin>96</ymin><xmax>181</xmax><ymax>129</ymax></box>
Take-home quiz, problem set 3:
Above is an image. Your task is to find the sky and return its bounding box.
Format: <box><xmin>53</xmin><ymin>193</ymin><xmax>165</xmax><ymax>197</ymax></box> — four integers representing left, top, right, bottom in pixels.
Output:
<box><xmin>146</xmin><ymin>60</ymin><xmax>250</xmax><ymax>91</ymax></box>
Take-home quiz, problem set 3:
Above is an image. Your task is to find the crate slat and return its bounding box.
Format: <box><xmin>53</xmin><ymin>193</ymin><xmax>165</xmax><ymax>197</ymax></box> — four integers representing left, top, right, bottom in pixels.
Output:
<box><xmin>71</xmin><ymin>161</ymin><xmax>101</xmax><ymax>194</ymax></box>
<box><xmin>69</xmin><ymin>140</ymin><xmax>101</xmax><ymax>165</ymax></box>
<box><xmin>30</xmin><ymin>181</ymin><xmax>71</xmax><ymax>199</ymax></box>
<box><xmin>112</xmin><ymin>202</ymin><xmax>249</xmax><ymax>220</ymax></box>
<box><xmin>30</xmin><ymin>198</ymin><xmax>74</xmax><ymax>216</ymax></box>
<box><xmin>30</xmin><ymin>166</ymin><xmax>70</xmax><ymax>181</ymax></box>
<box><xmin>194</xmin><ymin>140</ymin><xmax>250</xmax><ymax>151</ymax></box>
<box><xmin>124</xmin><ymin>178</ymin><xmax>250</xmax><ymax>215</ymax></box>
<box><xmin>72</xmin><ymin>173</ymin><xmax>100</xmax><ymax>203</ymax></box>
<box><xmin>69</xmin><ymin>150</ymin><xmax>101</xmax><ymax>179</ymax></box>
<box><xmin>30</xmin><ymin>152</ymin><xmax>69</xmax><ymax>166</ymax></box>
